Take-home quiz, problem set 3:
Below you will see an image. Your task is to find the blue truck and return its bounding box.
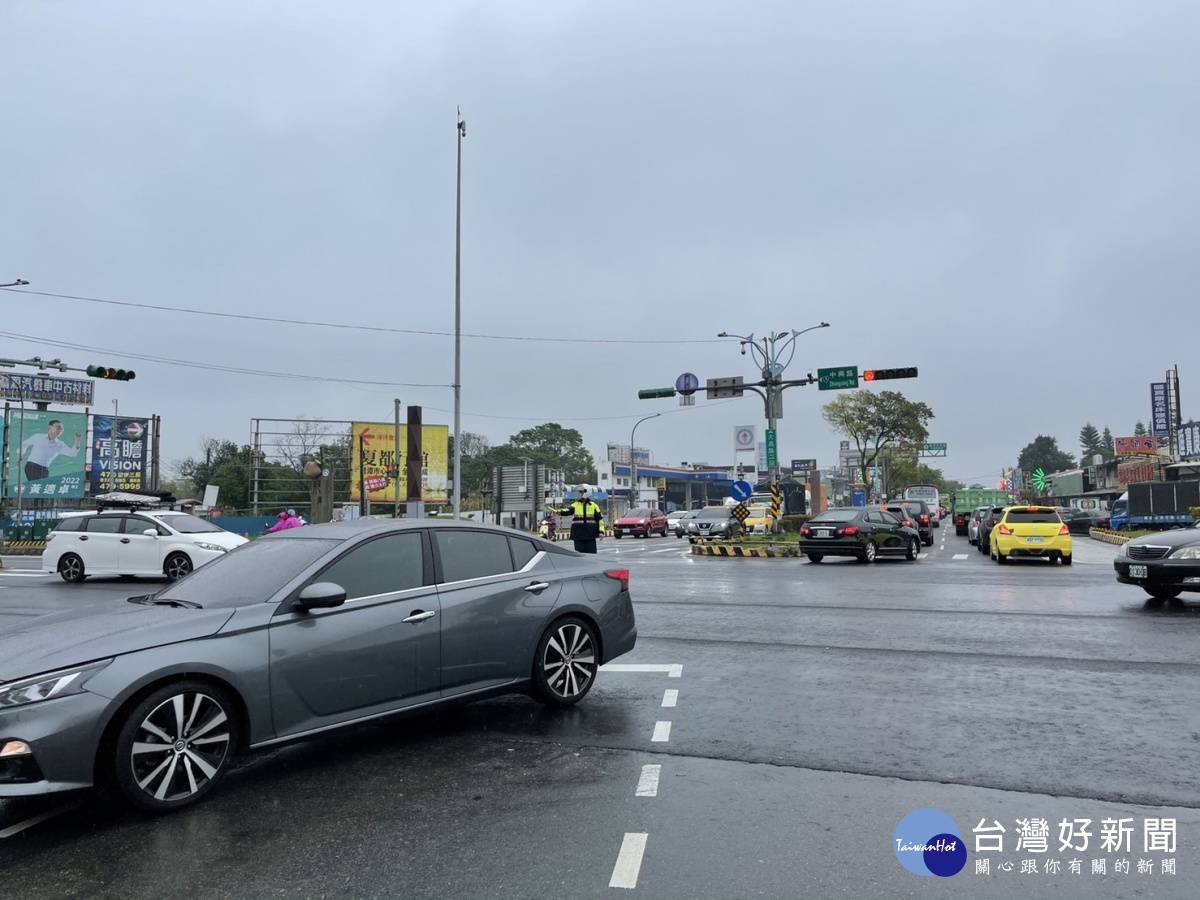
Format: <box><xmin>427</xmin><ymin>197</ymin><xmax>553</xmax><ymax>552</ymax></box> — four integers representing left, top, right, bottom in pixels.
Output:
<box><xmin>1109</xmin><ymin>480</ymin><xmax>1199</xmax><ymax>531</ymax></box>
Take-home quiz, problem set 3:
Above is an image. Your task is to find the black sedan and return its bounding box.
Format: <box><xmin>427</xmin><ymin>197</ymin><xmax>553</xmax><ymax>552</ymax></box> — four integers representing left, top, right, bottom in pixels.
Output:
<box><xmin>799</xmin><ymin>507</ymin><xmax>921</xmax><ymax>563</ymax></box>
<box><xmin>1113</xmin><ymin>522</ymin><xmax>1200</xmax><ymax>601</ymax></box>
<box><xmin>1058</xmin><ymin>508</ymin><xmax>1101</xmax><ymax>535</ymax></box>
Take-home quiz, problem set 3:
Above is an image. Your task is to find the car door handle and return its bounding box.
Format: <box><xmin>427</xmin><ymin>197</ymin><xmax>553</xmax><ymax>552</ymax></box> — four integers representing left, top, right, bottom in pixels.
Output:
<box><xmin>120</xmin><ymin>538</ymin><xmax>131</xmax><ymax>543</ymax></box>
<box><xmin>401</xmin><ymin>610</ymin><xmax>437</xmax><ymax>624</ymax></box>
<box><xmin>79</xmin><ymin>536</ymin><xmax>88</xmax><ymax>541</ymax></box>
<box><xmin>524</xmin><ymin>582</ymin><xmax>552</xmax><ymax>593</ymax></box>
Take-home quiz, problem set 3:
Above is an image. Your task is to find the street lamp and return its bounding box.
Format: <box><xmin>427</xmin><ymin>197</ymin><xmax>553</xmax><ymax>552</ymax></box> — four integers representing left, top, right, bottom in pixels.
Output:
<box><xmin>517</xmin><ymin>456</ymin><xmax>534</xmax><ymax>530</ymax></box>
<box><xmin>629</xmin><ymin>413</ymin><xmax>661</xmax><ymax>511</ymax></box>
<box><xmin>452</xmin><ymin>112</ymin><xmax>466</xmax><ymax>520</ymax></box>
<box><xmin>716</xmin><ymin>323</ymin><xmax>830</xmax><ymax>487</ymax></box>
<box><xmin>1</xmin><ymin>279</ymin><xmax>30</xmax><ymax>288</ymax></box>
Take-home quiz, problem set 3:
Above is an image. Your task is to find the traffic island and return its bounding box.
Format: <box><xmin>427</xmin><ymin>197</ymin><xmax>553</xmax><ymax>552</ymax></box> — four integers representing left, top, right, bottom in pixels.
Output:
<box><xmin>691</xmin><ymin>541</ymin><xmax>799</xmax><ymax>558</ymax></box>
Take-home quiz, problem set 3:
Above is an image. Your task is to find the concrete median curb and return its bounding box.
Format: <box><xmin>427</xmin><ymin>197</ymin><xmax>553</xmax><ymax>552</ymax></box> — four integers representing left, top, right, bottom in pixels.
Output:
<box><xmin>1089</xmin><ymin>528</ymin><xmax>1132</xmax><ymax>545</ymax></box>
<box><xmin>1</xmin><ymin>542</ymin><xmax>46</xmax><ymax>556</ymax></box>
<box><xmin>691</xmin><ymin>542</ymin><xmax>799</xmax><ymax>558</ymax></box>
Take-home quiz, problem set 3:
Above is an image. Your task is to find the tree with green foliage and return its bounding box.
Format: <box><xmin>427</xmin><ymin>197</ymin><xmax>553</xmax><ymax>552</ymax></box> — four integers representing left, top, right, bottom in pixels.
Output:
<box><xmin>1134</xmin><ymin>421</ymin><xmax>1148</xmax><ymax>436</ymax></box>
<box><xmin>1101</xmin><ymin>426</ymin><xmax>1115</xmax><ymax>460</ymax></box>
<box><xmin>1017</xmin><ymin>436</ymin><xmax>1076</xmax><ymax>479</ymax></box>
<box><xmin>877</xmin><ymin>446</ymin><xmax>961</xmax><ymax>497</ymax></box>
<box><xmin>821</xmin><ymin>390</ymin><xmax>934</xmax><ymax>491</ymax></box>
<box><xmin>506</xmin><ymin>423</ymin><xmax>596</xmax><ymax>481</ymax></box>
<box><xmin>1079</xmin><ymin>422</ymin><xmax>1103</xmax><ymax>460</ymax></box>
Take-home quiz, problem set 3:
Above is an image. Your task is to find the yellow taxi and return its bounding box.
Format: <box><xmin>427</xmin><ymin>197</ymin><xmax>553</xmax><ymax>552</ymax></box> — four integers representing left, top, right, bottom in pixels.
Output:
<box><xmin>743</xmin><ymin>505</ymin><xmax>777</xmax><ymax>535</ymax></box>
<box><xmin>989</xmin><ymin>505</ymin><xmax>1073</xmax><ymax>565</ymax></box>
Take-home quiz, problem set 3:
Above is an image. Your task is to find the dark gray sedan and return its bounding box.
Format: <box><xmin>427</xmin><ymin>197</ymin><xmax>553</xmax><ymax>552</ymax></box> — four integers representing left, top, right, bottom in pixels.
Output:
<box><xmin>0</xmin><ymin>520</ymin><xmax>636</xmax><ymax>813</ymax></box>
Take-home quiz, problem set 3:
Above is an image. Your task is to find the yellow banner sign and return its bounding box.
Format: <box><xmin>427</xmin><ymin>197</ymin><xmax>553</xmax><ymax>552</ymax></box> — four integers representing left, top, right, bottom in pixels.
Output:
<box><xmin>350</xmin><ymin>422</ymin><xmax>449</xmax><ymax>503</ymax></box>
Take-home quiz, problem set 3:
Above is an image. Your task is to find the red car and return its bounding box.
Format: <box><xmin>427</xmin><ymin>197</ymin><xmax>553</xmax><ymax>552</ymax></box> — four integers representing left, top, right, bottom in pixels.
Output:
<box><xmin>613</xmin><ymin>507</ymin><xmax>669</xmax><ymax>538</ymax></box>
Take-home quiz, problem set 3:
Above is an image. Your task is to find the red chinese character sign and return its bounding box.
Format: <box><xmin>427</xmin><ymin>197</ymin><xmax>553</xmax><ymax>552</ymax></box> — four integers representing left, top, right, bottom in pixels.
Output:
<box><xmin>1114</xmin><ymin>435</ymin><xmax>1158</xmax><ymax>455</ymax></box>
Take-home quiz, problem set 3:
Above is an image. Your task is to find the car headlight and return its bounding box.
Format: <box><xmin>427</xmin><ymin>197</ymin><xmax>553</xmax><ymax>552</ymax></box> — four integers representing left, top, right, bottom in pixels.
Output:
<box><xmin>1171</xmin><ymin>546</ymin><xmax>1200</xmax><ymax>560</ymax></box>
<box><xmin>638</xmin><ymin>519</ymin><xmax>646</xmax><ymax>525</ymax></box>
<box><xmin>194</xmin><ymin>542</ymin><xmax>228</xmax><ymax>553</ymax></box>
<box><xmin>0</xmin><ymin>660</ymin><xmax>111</xmax><ymax>709</ymax></box>
<box><xmin>1116</xmin><ymin>542</ymin><xmax>1130</xmax><ymax>557</ymax></box>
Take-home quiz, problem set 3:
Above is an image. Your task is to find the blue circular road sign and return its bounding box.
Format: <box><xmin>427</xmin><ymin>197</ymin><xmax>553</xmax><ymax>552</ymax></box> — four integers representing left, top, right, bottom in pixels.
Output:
<box><xmin>731</xmin><ymin>480</ymin><xmax>753</xmax><ymax>502</ymax></box>
<box><xmin>675</xmin><ymin>372</ymin><xmax>699</xmax><ymax>395</ymax></box>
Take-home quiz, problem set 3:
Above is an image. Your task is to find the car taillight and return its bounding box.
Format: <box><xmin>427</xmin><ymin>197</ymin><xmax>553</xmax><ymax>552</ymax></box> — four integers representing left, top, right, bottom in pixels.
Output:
<box><xmin>904</xmin><ymin>519</ymin><xmax>914</xmax><ymax>528</ymax></box>
<box><xmin>800</xmin><ymin>526</ymin><xmax>810</xmax><ymax>536</ymax></box>
<box><xmin>1059</xmin><ymin>524</ymin><xmax>1069</xmax><ymax>535</ymax></box>
<box><xmin>604</xmin><ymin>569</ymin><xmax>630</xmax><ymax>592</ymax></box>
<box><xmin>919</xmin><ymin>514</ymin><xmax>929</xmax><ymax>524</ymax></box>
<box><xmin>955</xmin><ymin>515</ymin><xmax>964</xmax><ymax>524</ymax></box>
<box><xmin>998</xmin><ymin>524</ymin><xmax>1013</xmax><ymax>535</ymax></box>
<box><xmin>838</xmin><ymin>526</ymin><xmax>859</xmax><ymax>536</ymax></box>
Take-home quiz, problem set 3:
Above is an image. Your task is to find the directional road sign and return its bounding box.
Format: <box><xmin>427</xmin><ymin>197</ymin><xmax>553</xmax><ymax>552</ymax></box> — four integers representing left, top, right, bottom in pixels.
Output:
<box><xmin>817</xmin><ymin>367</ymin><xmax>858</xmax><ymax>391</ymax></box>
<box><xmin>921</xmin><ymin>443</ymin><xmax>947</xmax><ymax>451</ymax></box>
<box><xmin>765</xmin><ymin>429</ymin><xmax>778</xmax><ymax>468</ymax></box>
<box><xmin>731</xmin><ymin>480</ymin><xmax>753</xmax><ymax>502</ymax></box>
<box><xmin>730</xmin><ymin>503</ymin><xmax>750</xmax><ymax>523</ymax></box>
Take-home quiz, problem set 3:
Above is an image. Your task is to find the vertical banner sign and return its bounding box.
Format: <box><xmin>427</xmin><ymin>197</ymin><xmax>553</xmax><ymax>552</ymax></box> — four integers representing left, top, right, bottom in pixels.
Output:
<box><xmin>350</xmin><ymin>421</ymin><xmax>449</xmax><ymax>502</ymax></box>
<box><xmin>1150</xmin><ymin>382</ymin><xmax>1170</xmax><ymax>437</ymax></box>
<box><xmin>5</xmin><ymin>409</ymin><xmax>89</xmax><ymax>499</ymax></box>
<box><xmin>91</xmin><ymin>416</ymin><xmax>149</xmax><ymax>492</ymax></box>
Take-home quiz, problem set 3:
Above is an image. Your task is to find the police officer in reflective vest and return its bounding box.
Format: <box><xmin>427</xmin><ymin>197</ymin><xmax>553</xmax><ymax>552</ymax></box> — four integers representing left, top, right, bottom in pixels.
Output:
<box><xmin>558</xmin><ymin>488</ymin><xmax>605</xmax><ymax>553</ymax></box>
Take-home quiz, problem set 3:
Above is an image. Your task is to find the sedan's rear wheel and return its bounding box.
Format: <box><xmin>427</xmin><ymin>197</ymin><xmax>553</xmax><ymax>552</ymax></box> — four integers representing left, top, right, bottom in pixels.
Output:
<box><xmin>112</xmin><ymin>680</ymin><xmax>240</xmax><ymax>813</ymax></box>
<box><xmin>531</xmin><ymin>616</ymin><xmax>599</xmax><ymax>708</ymax></box>
<box><xmin>806</xmin><ymin>553</ymin><xmax>824</xmax><ymax>563</ymax></box>
<box><xmin>58</xmin><ymin>553</ymin><xmax>85</xmax><ymax>583</ymax></box>
<box><xmin>1145</xmin><ymin>587</ymin><xmax>1181</xmax><ymax>600</ymax></box>
<box><xmin>906</xmin><ymin>537</ymin><xmax>920</xmax><ymax>561</ymax></box>
<box><xmin>857</xmin><ymin>541</ymin><xmax>877</xmax><ymax>564</ymax></box>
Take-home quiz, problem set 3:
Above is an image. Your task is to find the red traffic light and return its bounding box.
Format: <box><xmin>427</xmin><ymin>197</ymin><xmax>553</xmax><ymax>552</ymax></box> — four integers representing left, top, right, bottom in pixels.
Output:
<box><xmin>862</xmin><ymin>367</ymin><xmax>918</xmax><ymax>381</ymax></box>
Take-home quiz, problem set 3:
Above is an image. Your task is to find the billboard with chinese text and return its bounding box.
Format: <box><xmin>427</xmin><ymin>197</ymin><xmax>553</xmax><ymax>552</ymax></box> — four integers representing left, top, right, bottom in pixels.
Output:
<box><xmin>1151</xmin><ymin>382</ymin><xmax>1171</xmax><ymax>437</ymax></box>
<box><xmin>1118</xmin><ymin>461</ymin><xmax>1155</xmax><ymax>485</ymax></box>
<box><xmin>349</xmin><ymin>422</ymin><xmax>449</xmax><ymax>503</ymax></box>
<box><xmin>90</xmin><ymin>416</ymin><xmax>150</xmax><ymax>492</ymax></box>
<box><xmin>1178</xmin><ymin>422</ymin><xmax>1200</xmax><ymax>461</ymax></box>
<box><xmin>4</xmin><ymin>409</ymin><xmax>88</xmax><ymax>499</ymax></box>
<box><xmin>1114</xmin><ymin>435</ymin><xmax>1159</xmax><ymax>456</ymax></box>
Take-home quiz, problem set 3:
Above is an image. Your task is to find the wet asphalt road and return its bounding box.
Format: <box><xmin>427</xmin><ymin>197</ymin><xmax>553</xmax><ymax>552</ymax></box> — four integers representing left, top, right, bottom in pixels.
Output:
<box><xmin>2</xmin><ymin>529</ymin><xmax>1200</xmax><ymax>898</ymax></box>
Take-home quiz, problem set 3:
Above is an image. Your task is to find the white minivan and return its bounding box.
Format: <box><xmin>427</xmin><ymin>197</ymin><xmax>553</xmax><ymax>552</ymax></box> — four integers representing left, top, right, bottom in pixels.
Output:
<box><xmin>42</xmin><ymin>510</ymin><xmax>248</xmax><ymax>582</ymax></box>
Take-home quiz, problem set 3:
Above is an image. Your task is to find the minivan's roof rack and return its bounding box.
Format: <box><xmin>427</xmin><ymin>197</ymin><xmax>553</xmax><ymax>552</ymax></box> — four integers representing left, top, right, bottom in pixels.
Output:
<box><xmin>93</xmin><ymin>490</ymin><xmax>179</xmax><ymax>511</ymax></box>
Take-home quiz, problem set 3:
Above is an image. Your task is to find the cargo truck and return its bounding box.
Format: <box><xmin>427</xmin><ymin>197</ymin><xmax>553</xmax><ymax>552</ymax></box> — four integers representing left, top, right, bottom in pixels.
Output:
<box><xmin>951</xmin><ymin>488</ymin><xmax>1016</xmax><ymax>535</ymax></box>
<box><xmin>1109</xmin><ymin>480</ymin><xmax>1199</xmax><ymax>531</ymax></box>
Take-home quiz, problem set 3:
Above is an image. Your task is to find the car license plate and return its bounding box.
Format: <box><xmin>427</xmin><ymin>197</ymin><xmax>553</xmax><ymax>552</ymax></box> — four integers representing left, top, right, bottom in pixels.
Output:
<box><xmin>1129</xmin><ymin>565</ymin><xmax>1148</xmax><ymax>580</ymax></box>
<box><xmin>817</xmin><ymin>529</ymin><xmax>832</xmax><ymax>538</ymax></box>
<box><xmin>1026</xmin><ymin>536</ymin><xmax>1044</xmax><ymax>543</ymax></box>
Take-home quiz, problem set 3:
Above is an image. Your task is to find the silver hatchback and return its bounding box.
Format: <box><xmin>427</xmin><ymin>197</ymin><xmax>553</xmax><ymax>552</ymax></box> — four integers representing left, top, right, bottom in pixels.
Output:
<box><xmin>0</xmin><ymin>520</ymin><xmax>637</xmax><ymax>813</ymax></box>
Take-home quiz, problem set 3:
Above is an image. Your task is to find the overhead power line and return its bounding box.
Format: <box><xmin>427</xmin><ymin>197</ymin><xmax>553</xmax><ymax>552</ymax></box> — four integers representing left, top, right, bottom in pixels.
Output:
<box><xmin>0</xmin><ymin>287</ymin><xmax>723</xmax><ymax>346</ymax></box>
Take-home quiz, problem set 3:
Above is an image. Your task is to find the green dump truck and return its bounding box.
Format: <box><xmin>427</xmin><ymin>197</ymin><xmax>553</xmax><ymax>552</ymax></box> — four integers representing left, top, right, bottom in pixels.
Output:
<box><xmin>951</xmin><ymin>488</ymin><xmax>1015</xmax><ymax>535</ymax></box>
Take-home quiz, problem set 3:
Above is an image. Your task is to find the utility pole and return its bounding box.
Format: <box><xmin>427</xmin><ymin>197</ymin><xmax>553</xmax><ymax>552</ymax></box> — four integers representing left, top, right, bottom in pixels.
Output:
<box><xmin>394</xmin><ymin>398</ymin><xmax>402</xmax><ymax>518</ymax></box>
<box><xmin>452</xmin><ymin>111</ymin><xmax>466</xmax><ymax>519</ymax></box>
<box><xmin>716</xmin><ymin>324</ymin><xmax>830</xmax><ymax>489</ymax></box>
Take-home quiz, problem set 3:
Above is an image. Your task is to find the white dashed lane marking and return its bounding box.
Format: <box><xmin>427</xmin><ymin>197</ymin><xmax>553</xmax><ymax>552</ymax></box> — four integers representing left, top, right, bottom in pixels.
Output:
<box><xmin>601</xmin><ymin>663</ymin><xmax>683</xmax><ymax>677</ymax></box>
<box><xmin>661</xmin><ymin>689</ymin><xmax>678</xmax><ymax>708</ymax></box>
<box><xmin>952</xmin><ymin>554</ymin><xmax>969</xmax><ymax>560</ymax></box>
<box><xmin>652</xmin><ymin>721</ymin><xmax>672</xmax><ymax>742</ymax></box>
<box><xmin>636</xmin><ymin>765</ymin><xmax>661</xmax><ymax>797</ymax></box>
<box><xmin>610</xmin><ymin>833</ymin><xmax>649</xmax><ymax>889</ymax></box>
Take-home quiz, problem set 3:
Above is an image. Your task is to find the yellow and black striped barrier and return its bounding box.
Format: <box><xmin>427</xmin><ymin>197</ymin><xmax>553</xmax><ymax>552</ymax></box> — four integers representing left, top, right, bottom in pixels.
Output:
<box><xmin>1</xmin><ymin>541</ymin><xmax>47</xmax><ymax>555</ymax></box>
<box><xmin>691</xmin><ymin>542</ymin><xmax>798</xmax><ymax>558</ymax></box>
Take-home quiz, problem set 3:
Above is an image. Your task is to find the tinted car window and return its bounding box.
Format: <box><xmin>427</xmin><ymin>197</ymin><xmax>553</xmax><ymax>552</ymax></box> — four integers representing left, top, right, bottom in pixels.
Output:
<box><xmin>156</xmin><ymin>538</ymin><xmax>342</xmax><ymax>608</ymax></box>
<box><xmin>51</xmin><ymin>517</ymin><xmax>85</xmax><ymax>532</ymax></box>
<box><xmin>879</xmin><ymin>511</ymin><xmax>903</xmax><ymax>526</ymax></box>
<box><xmin>125</xmin><ymin>516</ymin><xmax>168</xmax><ymax>535</ymax></box>
<box><xmin>1005</xmin><ymin>510</ymin><xmax>1062</xmax><ymax>523</ymax></box>
<box><xmin>437</xmin><ymin>530</ymin><xmax>517</xmax><ymax>582</ymax></box>
<box><xmin>810</xmin><ymin>510</ymin><xmax>859</xmax><ymax>523</ymax></box>
<box><xmin>509</xmin><ymin>537</ymin><xmax>539</xmax><ymax>569</ymax></box>
<box><xmin>85</xmin><ymin>516</ymin><xmax>124</xmax><ymax>534</ymax></box>
<box><xmin>317</xmin><ymin>532</ymin><xmax>425</xmax><ymax>599</ymax></box>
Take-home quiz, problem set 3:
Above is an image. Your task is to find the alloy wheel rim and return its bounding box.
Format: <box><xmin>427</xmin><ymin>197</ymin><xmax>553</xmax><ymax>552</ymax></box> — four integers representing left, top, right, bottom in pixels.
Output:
<box><xmin>167</xmin><ymin>557</ymin><xmax>191</xmax><ymax>580</ymax></box>
<box><xmin>130</xmin><ymin>692</ymin><xmax>231</xmax><ymax>803</ymax></box>
<box><xmin>62</xmin><ymin>557</ymin><xmax>81</xmax><ymax>578</ymax></box>
<box><xmin>865</xmin><ymin>542</ymin><xmax>875</xmax><ymax>561</ymax></box>
<box><xmin>542</xmin><ymin>624</ymin><xmax>596</xmax><ymax>699</ymax></box>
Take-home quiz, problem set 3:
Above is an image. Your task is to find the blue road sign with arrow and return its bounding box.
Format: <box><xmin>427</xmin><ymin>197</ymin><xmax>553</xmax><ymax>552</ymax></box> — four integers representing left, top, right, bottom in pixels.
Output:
<box><xmin>731</xmin><ymin>480</ymin><xmax>753</xmax><ymax>502</ymax></box>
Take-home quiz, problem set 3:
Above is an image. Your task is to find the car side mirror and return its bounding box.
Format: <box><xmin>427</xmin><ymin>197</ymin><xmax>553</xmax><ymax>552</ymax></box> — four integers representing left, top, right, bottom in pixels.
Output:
<box><xmin>294</xmin><ymin>582</ymin><xmax>347</xmax><ymax>612</ymax></box>
<box><xmin>144</xmin><ymin>529</ymin><xmax>159</xmax><ymax>537</ymax></box>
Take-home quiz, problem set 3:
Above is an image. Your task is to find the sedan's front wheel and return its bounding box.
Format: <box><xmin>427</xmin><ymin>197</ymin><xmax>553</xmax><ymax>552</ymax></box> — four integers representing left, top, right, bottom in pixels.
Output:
<box><xmin>906</xmin><ymin>537</ymin><xmax>920</xmax><ymax>561</ymax></box>
<box><xmin>164</xmin><ymin>553</ymin><xmax>193</xmax><ymax>581</ymax></box>
<box><xmin>531</xmin><ymin>616</ymin><xmax>599</xmax><ymax>708</ymax></box>
<box><xmin>112</xmin><ymin>680</ymin><xmax>240</xmax><ymax>813</ymax></box>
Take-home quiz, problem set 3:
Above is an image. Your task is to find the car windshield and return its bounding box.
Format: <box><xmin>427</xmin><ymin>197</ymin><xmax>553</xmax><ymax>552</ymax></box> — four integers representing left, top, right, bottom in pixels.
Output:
<box><xmin>628</xmin><ymin>508</ymin><xmax>655</xmax><ymax>516</ymax></box>
<box><xmin>810</xmin><ymin>509</ymin><xmax>859</xmax><ymax>523</ymax></box>
<box><xmin>697</xmin><ymin>508</ymin><xmax>731</xmax><ymax>519</ymax></box>
<box><xmin>156</xmin><ymin>514</ymin><xmax>225</xmax><ymax>534</ymax></box>
<box><xmin>152</xmin><ymin>538</ymin><xmax>342</xmax><ymax>608</ymax></box>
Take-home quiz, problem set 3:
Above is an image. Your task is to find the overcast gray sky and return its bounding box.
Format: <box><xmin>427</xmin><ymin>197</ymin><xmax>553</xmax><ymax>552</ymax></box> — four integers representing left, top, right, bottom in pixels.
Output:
<box><xmin>2</xmin><ymin>0</ymin><xmax>1196</xmax><ymax>488</ymax></box>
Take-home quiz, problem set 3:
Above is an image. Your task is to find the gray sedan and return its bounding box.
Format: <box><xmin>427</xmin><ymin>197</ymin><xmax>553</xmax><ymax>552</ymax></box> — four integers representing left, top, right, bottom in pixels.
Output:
<box><xmin>0</xmin><ymin>520</ymin><xmax>636</xmax><ymax>813</ymax></box>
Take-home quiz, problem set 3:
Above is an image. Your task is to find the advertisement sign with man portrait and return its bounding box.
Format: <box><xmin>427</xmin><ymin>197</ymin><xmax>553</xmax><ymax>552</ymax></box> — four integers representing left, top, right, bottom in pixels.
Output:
<box><xmin>4</xmin><ymin>409</ymin><xmax>88</xmax><ymax>499</ymax></box>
